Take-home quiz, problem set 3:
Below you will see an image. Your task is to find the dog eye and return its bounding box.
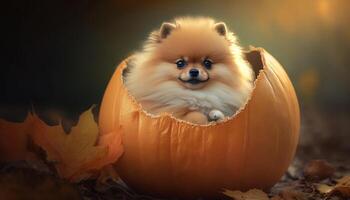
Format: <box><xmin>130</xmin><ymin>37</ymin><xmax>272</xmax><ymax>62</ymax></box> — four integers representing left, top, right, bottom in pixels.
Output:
<box><xmin>203</xmin><ymin>59</ymin><xmax>213</xmax><ymax>69</ymax></box>
<box><xmin>176</xmin><ymin>59</ymin><xmax>186</xmax><ymax>68</ymax></box>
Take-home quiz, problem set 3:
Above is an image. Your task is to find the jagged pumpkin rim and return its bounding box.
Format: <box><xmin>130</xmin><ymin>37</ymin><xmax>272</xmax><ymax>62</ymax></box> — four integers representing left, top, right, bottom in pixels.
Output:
<box><xmin>119</xmin><ymin>47</ymin><xmax>268</xmax><ymax>127</ymax></box>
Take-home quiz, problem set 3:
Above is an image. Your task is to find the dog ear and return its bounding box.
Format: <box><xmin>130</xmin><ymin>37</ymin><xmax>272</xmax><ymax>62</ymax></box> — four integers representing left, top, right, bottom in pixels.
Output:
<box><xmin>160</xmin><ymin>22</ymin><xmax>176</xmax><ymax>39</ymax></box>
<box><xmin>214</xmin><ymin>22</ymin><xmax>227</xmax><ymax>36</ymax></box>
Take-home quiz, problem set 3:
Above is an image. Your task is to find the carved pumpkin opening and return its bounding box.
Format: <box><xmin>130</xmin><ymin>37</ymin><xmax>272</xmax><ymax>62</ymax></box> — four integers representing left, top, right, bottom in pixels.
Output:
<box><xmin>120</xmin><ymin>49</ymin><xmax>265</xmax><ymax>125</ymax></box>
<box><xmin>245</xmin><ymin>49</ymin><xmax>264</xmax><ymax>79</ymax></box>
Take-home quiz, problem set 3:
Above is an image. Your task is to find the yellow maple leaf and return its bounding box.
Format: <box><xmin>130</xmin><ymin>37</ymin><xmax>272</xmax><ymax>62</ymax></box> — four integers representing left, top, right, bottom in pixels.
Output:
<box><xmin>0</xmin><ymin>107</ymin><xmax>123</xmax><ymax>182</ymax></box>
<box><xmin>31</xmin><ymin>108</ymin><xmax>109</xmax><ymax>181</ymax></box>
<box><xmin>223</xmin><ymin>189</ymin><xmax>269</xmax><ymax>200</ymax></box>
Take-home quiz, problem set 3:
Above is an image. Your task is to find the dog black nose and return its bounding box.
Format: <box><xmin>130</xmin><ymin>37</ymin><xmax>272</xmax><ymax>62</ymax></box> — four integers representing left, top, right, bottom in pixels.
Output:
<box><xmin>189</xmin><ymin>68</ymin><xmax>199</xmax><ymax>78</ymax></box>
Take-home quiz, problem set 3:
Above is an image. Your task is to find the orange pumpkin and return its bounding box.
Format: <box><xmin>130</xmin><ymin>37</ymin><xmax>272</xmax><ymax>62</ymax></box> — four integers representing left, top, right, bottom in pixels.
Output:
<box><xmin>98</xmin><ymin>47</ymin><xmax>300</xmax><ymax>199</ymax></box>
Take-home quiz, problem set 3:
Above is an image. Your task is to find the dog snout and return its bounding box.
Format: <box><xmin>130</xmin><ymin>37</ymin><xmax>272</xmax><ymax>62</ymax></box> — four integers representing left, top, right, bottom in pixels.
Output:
<box><xmin>189</xmin><ymin>68</ymin><xmax>199</xmax><ymax>78</ymax></box>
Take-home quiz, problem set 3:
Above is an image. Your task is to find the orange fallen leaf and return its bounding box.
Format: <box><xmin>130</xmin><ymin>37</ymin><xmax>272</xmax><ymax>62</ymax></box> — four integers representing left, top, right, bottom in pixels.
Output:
<box><xmin>96</xmin><ymin>128</ymin><xmax>124</xmax><ymax>182</ymax></box>
<box><xmin>223</xmin><ymin>189</ymin><xmax>269</xmax><ymax>200</ymax></box>
<box><xmin>0</xmin><ymin>107</ymin><xmax>123</xmax><ymax>182</ymax></box>
<box><xmin>316</xmin><ymin>176</ymin><xmax>350</xmax><ymax>197</ymax></box>
<box><xmin>97</xmin><ymin>127</ymin><xmax>124</xmax><ymax>169</ymax></box>
<box><xmin>333</xmin><ymin>176</ymin><xmax>350</xmax><ymax>197</ymax></box>
<box><xmin>303</xmin><ymin>160</ymin><xmax>335</xmax><ymax>181</ymax></box>
<box><xmin>31</xmin><ymin>108</ymin><xmax>109</xmax><ymax>181</ymax></box>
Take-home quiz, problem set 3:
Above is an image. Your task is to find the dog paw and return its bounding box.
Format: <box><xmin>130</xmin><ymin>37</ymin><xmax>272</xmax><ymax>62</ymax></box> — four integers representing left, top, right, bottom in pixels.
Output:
<box><xmin>208</xmin><ymin>110</ymin><xmax>225</xmax><ymax>121</ymax></box>
<box><xmin>182</xmin><ymin>111</ymin><xmax>208</xmax><ymax>124</ymax></box>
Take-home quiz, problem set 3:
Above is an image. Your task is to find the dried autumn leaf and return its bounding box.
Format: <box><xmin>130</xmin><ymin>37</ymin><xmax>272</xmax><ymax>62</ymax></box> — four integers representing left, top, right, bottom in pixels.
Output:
<box><xmin>332</xmin><ymin>176</ymin><xmax>350</xmax><ymax>197</ymax></box>
<box><xmin>223</xmin><ymin>189</ymin><xmax>269</xmax><ymax>200</ymax></box>
<box><xmin>0</xmin><ymin>106</ymin><xmax>123</xmax><ymax>181</ymax></box>
<box><xmin>315</xmin><ymin>176</ymin><xmax>350</xmax><ymax>197</ymax></box>
<box><xmin>97</xmin><ymin>127</ymin><xmax>124</xmax><ymax>170</ymax></box>
<box><xmin>315</xmin><ymin>183</ymin><xmax>333</xmax><ymax>194</ymax></box>
<box><xmin>303</xmin><ymin>160</ymin><xmax>335</xmax><ymax>180</ymax></box>
<box><xmin>95</xmin><ymin>124</ymin><xmax>124</xmax><ymax>183</ymax></box>
<box><xmin>31</xmin><ymin>108</ymin><xmax>109</xmax><ymax>181</ymax></box>
<box><xmin>0</xmin><ymin>114</ymin><xmax>34</xmax><ymax>161</ymax></box>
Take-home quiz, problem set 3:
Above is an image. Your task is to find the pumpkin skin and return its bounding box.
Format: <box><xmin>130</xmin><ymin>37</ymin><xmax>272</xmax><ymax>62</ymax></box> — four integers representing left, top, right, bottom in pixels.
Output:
<box><xmin>98</xmin><ymin>48</ymin><xmax>300</xmax><ymax>199</ymax></box>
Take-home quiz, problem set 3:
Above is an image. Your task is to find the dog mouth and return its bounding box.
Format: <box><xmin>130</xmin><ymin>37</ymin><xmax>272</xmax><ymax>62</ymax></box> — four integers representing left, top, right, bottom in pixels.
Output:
<box><xmin>178</xmin><ymin>77</ymin><xmax>209</xmax><ymax>85</ymax></box>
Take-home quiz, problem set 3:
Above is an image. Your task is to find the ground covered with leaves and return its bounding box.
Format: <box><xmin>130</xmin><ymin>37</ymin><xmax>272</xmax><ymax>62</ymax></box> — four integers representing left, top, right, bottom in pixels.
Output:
<box><xmin>0</xmin><ymin>107</ymin><xmax>349</xmax><ymax>200</ymax></box>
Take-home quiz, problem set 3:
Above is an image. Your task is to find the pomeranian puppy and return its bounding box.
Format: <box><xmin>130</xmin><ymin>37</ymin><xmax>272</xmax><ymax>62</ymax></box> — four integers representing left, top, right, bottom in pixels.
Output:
<box><xmin>124</xmin><ymin>17</ymin><xmax>254</xmax><ymax>124</ymax></box>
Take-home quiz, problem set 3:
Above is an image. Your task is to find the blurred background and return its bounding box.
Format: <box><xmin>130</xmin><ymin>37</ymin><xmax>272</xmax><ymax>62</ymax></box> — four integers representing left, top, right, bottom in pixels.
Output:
<box><xmin>2</xmin><ymin>0</ymin><xmax>349</xmax><ymax>159</ymax></box>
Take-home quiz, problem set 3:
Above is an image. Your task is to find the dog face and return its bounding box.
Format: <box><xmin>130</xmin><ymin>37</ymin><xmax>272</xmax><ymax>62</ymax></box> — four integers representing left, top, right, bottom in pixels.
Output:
<box><xmin>176</xmin><ymin>57</ymin><xmax>211</xmax><ymax>89</ymax></box>
<box><xmin>146</xmin><ymin>18</ymin><xmax>243</xmax><ymax>90</ymax></box>
<box><xmin>125</xmin><ymin>17</ymin><xmax>254</xmax><ymax>118</ymax></box>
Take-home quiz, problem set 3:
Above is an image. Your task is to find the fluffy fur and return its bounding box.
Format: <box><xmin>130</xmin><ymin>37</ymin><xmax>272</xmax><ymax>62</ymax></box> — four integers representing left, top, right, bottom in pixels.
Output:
<box><xmin>124</xmin><ymin>17</ymin><xmax>254</xmax><ymax>124</ymax></box>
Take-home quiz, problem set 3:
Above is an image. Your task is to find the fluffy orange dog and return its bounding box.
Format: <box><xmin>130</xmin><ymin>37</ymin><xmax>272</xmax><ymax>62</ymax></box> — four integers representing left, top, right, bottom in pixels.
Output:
<box><xmin>124</xmin><ymin>17</ymin><xmax>254</xmax><ymax>124</ymax></box>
